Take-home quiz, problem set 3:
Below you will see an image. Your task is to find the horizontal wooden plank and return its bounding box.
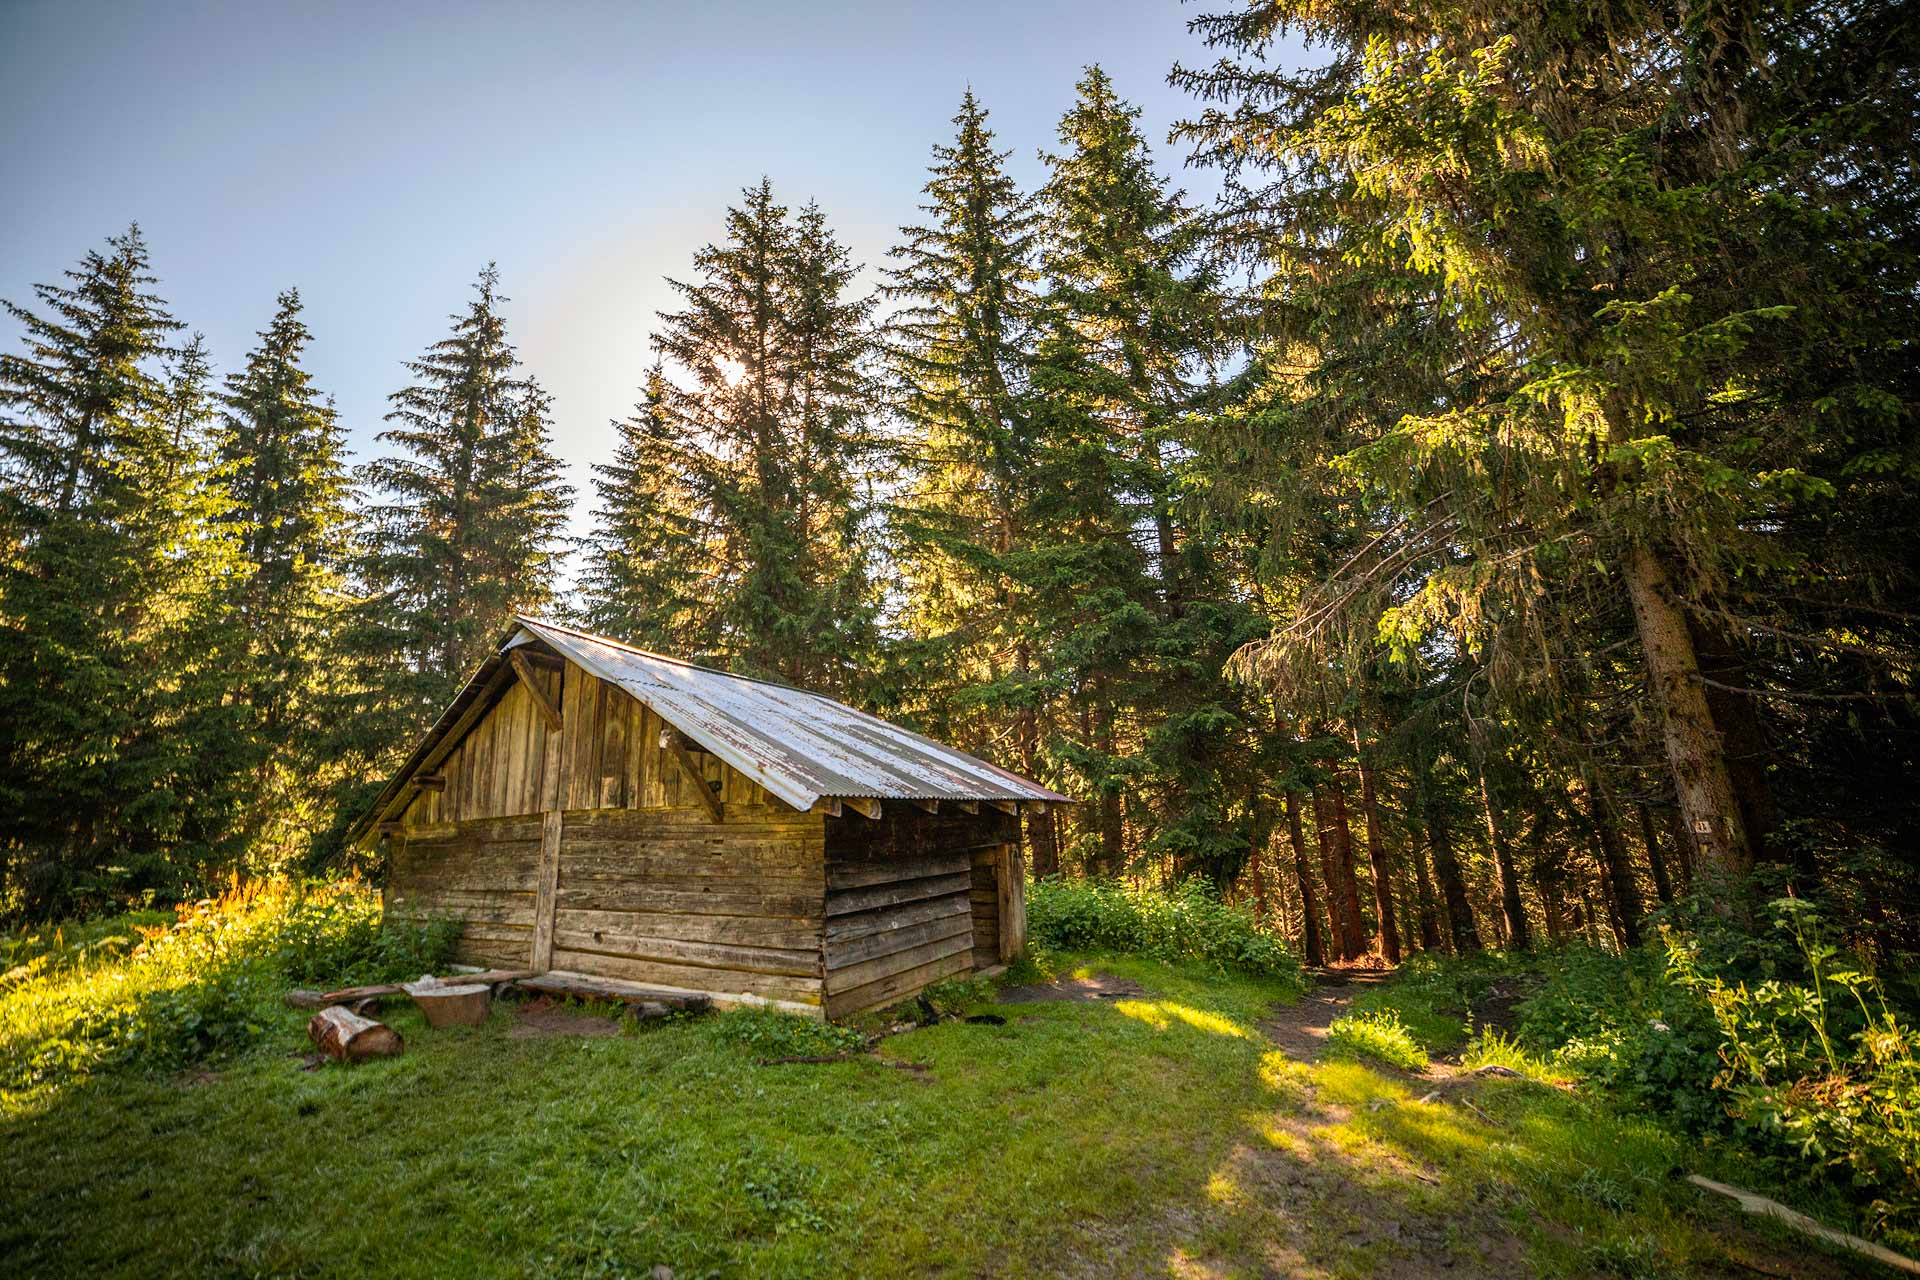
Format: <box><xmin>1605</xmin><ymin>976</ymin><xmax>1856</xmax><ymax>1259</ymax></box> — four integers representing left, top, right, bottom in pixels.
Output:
<box><xmin>385</xmin><ymin>893</ymin><xmax>535</xmax><ymax>926</ymax></box>
<box><xmin>560</xmin><ymin>854</ymin><xmax>822</xmax><ymax>888</ymax></box>
<box><xmin>825</xmin><ymin>949</ymin><xmax>972</xmax><ymax>1019</ymax></box>
<box><xmin>551</xmin><ymin>947</ymin><xmax>822</xmax><ymax>1005</ymax></box>
<box><xmin>562</xmin><ymin>808</ymin><xmax>822</xmax><ymax>840</ymax></box>
<box><xmin>554</xmin><ymin>908</ymin><xmax>821</xmax><ymax>952</ymax></box>
<box><xmin>826</xmin><ymin>850</ymin><xmax>968</xmax><ymax>891</ymax></box>
<box><xmin>826</xmin><ymin>929</ymin><xmax>972</xmax><ymax>994</ymax></box>
<box><xmin>826</xmin><ymin>872</ymin><xmax>971</xmax><ymax>917</ymax></box>
<box><xmin>826</xmin><ymin>913</ymin><xmax>972</xmax><ymax>973</ymax></box>
<box><xmin>824</xmin><ymin>893</ymin><xmax>968</xmax><ymax>945</ymax></box>
<box><xmin>552</xmin><ymin>922</ymin><xmax>820</xmax><ymax>978</ymax></box>
<box><xmin>555</xmin><ymin>882</ymin><xmax>822</xmax><ymax>919</ymax></box>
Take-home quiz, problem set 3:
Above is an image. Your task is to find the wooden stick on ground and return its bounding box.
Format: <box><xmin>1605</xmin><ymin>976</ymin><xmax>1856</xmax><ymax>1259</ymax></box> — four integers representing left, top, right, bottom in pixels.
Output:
<box><xmin>307</xmin><ymin>1006</ymin><xmax>404</xmax><ymax>1064</ymax></box>
<box><xmin>1686</xmin><ymin>1175</ymin><xmax>1920</xmax><ymax>1276</ymax></box>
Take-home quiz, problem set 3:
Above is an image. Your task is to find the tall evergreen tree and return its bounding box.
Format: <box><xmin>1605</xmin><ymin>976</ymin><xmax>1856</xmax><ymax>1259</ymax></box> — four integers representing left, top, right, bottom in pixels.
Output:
<box><xmin>0</xmin><ymin>227</ymin><xmax>251</xmax><ymax>914</ymax></box>
<box><xmin>353</xmin><ymin>266</ymin><xmax>572</xmax><ymax>738</ymax></box>
<box><xmin>628</xmin><ymin>180</ymin><xmax>880</xmax><ymax>694</ymax></box>
<box><xmin>216</xmin><ymin>288</ymin><xmax>359</xmax><ymax>867</ymax></box>
<box><xmin>882</xmin><ymin>90</ymin><xmax>1059</xmax><ymax>864</ymax></box>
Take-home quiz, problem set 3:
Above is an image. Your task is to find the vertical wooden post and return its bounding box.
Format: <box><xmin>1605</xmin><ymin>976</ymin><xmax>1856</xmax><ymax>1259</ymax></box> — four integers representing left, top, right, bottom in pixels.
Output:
<box><xmin>996</xmin><ymin>842</ymin><xmax>1026</xmax><ymax>961</ymax></box>
<box><xmin>530</xmin><ymin>666</ymin><xmax>568</xmax><ymax>973</ymax></box>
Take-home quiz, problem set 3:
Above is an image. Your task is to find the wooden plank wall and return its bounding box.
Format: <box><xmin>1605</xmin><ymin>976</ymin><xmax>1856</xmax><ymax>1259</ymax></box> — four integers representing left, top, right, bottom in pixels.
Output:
<box><xmin>822</xmin><ymin>808</ymin><xmax>1020</xmax><ymax>1019</ymax></box>
<box><xmin>970</xmin><ymin>846</ymin><xmax>1002</xmax><ymax>969</ymax></box>
<box><xmin>401</xmin><ymin>664</ymin><xmax>775</xmax><ymax>826</ymax></box>
<box><xmin>384</xmin><ymin>814</ymin><xmax>543</xmax><ymax>967</ymax></box>
<box><xmin>549</xmin><ymin>807</ymin><xmax>826</xmax><ymax>1008</ymax></box>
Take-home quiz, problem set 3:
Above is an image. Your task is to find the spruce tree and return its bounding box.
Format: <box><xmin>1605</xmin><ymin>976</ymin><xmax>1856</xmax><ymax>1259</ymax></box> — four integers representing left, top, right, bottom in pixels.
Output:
<box><xmin>1029</xmin><ymin>67</ymin><xmax>1247</xmax><ymax>881</ymax></box>
<box><xmin>353</xmin><ymin>266</ymin><xmax>572</xmax><ymax>738</ymax></box>
<box><xmin>580</xmin><ymin>363</ymin><xmax>711</xmax><ymax>649</ymax></box>
<box><xmin>216</xmin><ymin>288</ymin><xmax>359</xmax><ymax>867</ymax></box>
<box><xmin>883</xmin><ymin>90</ymin><xmax>1057</xmax><ymax>852</ymax></box>
<box><xmin>637</xmin><ymin>181</ymin><xmax>880</xmax><ymax>693</ymax></box>
<box><xmin>0</xmin><ymin>227</ymin><xmax>251</xmax><ymax>914</ymax></box>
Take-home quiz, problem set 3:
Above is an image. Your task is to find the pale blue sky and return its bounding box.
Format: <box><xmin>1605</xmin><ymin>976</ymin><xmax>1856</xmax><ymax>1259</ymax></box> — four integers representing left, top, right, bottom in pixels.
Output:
<box><xmin>1</xmin><ymin>1</ymin><xmax>1269</xmax><ymax>543</ymax></box>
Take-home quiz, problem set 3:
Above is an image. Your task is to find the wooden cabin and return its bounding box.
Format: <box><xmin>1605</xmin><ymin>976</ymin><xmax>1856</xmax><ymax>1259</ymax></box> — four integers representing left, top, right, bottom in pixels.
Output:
<box><xmin>349</xmin><ymin>618</ymin><xmax>1070</xmax><ymax>1019</ymax></box>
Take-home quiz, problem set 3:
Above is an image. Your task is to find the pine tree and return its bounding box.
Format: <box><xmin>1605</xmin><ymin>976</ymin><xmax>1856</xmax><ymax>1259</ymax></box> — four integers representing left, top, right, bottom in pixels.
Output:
<box><xmin>0</xmin><ymin>227</ymin><xmax>251</xmax><ymax>914</ymax></box>
<box><xmin>637</xmin><ymin>180</ymin><xmax>880</xmax><ymax>694</ymax></box>
<box><xmin>580</xmin><ymin>363</ymin><xmax>710</xmax><ymax>649</ymax></box>
<box><xmin>216</xmin><ymin>288</ymin><xmax>359</xmax><ymax>867</ymax></box>
<box><xmin>1029</xmin><ymin>67</ymin><xmax>1247</xmax><ymax>881</ymax></box>
<box><xmin>353</xmin><ymin>266</ymin><xmax>572</xmax><ymax>738</ymax></box>
<box><xmin>882</xmin><ymin>90</ymin><xmax>1060</xmax><ymax>861</ymax></box>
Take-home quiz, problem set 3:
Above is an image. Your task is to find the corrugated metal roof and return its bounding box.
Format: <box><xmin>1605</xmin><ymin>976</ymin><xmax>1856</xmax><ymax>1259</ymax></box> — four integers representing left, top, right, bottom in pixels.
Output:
<box><xmin>514</xmin><ymin>617</ymin><xmax>1072</xmax><ymax>813</ymax></box>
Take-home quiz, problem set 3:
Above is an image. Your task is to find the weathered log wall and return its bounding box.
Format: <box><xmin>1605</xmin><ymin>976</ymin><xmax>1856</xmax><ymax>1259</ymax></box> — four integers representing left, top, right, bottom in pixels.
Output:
<box><xmin>822</xmin><ymin>808</ymin><xmax>1020</xmax><ymax>1019</ymax></box>
<box><xmin>549</xmin><ymin>806</ymin><xmax>826</xmax><ymax>1010</ymax></box>
<box><xmin>385</xmin><ymin>813</ymin><xmax>543</xmax><ymax>968</ymax></box>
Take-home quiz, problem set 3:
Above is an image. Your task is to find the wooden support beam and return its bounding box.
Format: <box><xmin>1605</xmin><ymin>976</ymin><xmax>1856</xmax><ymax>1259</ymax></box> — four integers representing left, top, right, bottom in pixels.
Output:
<box><xmin>513</xmin><ymin>648</ymin><xmax>566</xmax><ymax>669</ymax></box>
<box><xmin>952</xmin><ymin>800</ymin><xmax>979</xmax><ymax>814</ymax></box>
<box><xmin>842</xmin><ymin>796</ymin><xmax>881</xmax><ymax>820</ymax></box>
<box><xmin>660</xmin><ymin>727</ymin><xmax>724</xmax><ymax>823</ymax></box>
<box><xmin>986</xmin><ymin>800</ymin><xmax>1019</xmax><ymax>816</ymax></box>
<box><xmin>910</xmin><ymin>798</ymin><xmax>939</xmax><ymax>814</ymax></box>
<box><xmin>810</xmin><ymin>797</ymin><xmax>843</xmax><ymax>817</ymax></box>
<box><xmin>509</xmin><ymin>650</ymin><xmax>564</xmax><ymax>732</ymax></box>
<box><xmin>412</xmin><ymin>773</ymin><xmax>446</xmax><ymax>792</ymax></box>
<box><xmin>374</xmin><ymin>821</ymin><xmax>403</xmax><ymax>835</ymax></box>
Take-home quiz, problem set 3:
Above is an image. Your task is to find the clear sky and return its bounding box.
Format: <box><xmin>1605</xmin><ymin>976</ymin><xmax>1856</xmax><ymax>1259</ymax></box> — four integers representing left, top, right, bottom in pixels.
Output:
<box><xmin>1</xmin><ymin>1</ymin><xmax>1263</xmax><ymax>545</ymax></box>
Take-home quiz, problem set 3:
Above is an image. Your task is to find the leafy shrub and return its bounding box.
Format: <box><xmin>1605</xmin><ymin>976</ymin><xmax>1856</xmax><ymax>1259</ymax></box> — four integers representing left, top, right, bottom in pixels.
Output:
<box><xmin>1327</xmin><ymin>1008</ymin><xmax>1428</xmax><ymax>1070</ymax></box>
<box><xmin>1</xmin><ymin>880</ymin><xmax>454</xmax><ymax>1112</ymax></box>
<box><xmin>1669</xmin><ymin>899</ymin><xmax>1920</xmax><ymax>1249</ymax></box>
<box><xmin>1026</xmin><ymin>877</ymin><xmax>1301</xmax><ymax>983</ymax></box>
<box><xmin>707</xmin><ymin>1007</ymin><xmax>865</xmax><ymax>1058</ymax></box>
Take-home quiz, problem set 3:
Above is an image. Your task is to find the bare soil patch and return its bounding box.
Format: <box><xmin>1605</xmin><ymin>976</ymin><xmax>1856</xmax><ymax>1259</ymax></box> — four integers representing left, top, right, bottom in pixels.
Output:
<box><xmin>997</xmin><ymin>971</ymin><xmax>1148</xmax><ymax>1004</ymax></box>
<box><xmin>506</xmin><ymin>995</ymin><xmax>622</xmax><ymax>1039</ymax></box>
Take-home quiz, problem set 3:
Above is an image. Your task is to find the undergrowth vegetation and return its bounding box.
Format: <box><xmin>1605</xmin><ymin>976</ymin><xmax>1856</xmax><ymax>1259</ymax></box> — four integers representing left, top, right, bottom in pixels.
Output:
<box><xmin>1326</xmin><ymin>1007</ymin><xmax>1428</xmax><ymax>1071</ymax></box>
<box><xmin>1361</xmin><ymin>898</ymin><xmax>1920</xmax><ymax>1253</ymax></box>
<box><xmin>0</xmin><ymin>881</ymin><xmax>453</xmax><ymax>1115</ymax></box>
<box><xmin>1026</xmin><ymin>877</ymin><xmax>1302</xmax><ymax>985</ymax></box>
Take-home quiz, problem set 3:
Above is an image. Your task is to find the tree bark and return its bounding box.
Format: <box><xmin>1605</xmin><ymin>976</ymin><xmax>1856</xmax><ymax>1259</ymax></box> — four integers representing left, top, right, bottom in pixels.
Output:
<box><xmin>1351</xmin><ymin>726</ymin><xmax>1402</xmax><ymax>963</ymax></box>
<box><xmin>1312</xmin><ymin>780</ymin><xmax>1369</xmax><ymax>959</ymax></box>
<box><xmin>1480</xmin><ymin>770</ymin><xmax>1531</xmax><ymax>951</ymax></box>
<box><xmin>308</xmin><ymin>1006</ymin><xmax>403</xmax><ymax>1064</ymax></box>
<box><xmin>1419</xmin><ymin>768</ymin><xmax>1480</xmax><ymax>952</ymax></box>
<box><xmin>1581</xmin><ymin>773</ymin><xmax>1643</xmax><ymax>948</ymax></box>
<box><xmin>1637</xmin><ymin>802</ymin><xmax>1674</xmax><ymax>905</ymax></box>
<box><xmin>1284</xmin><ymin>791</ymin><xmax>1326</xmax><ymax>967</ymax></box>
<box><xmin>1533</xmin><ymin>854</ymin><xmax>1568</xmax><ymax>944</ymax></box>
<box><xmin>1688</xmin><ymin>617</ymin><xmax>1780</xmax><ymax>868</ymax></box>
<box><xmin>1409</xmin><ymin>829</ymin><xmax>1444</xmax><ymax>952</ymax></box>
<box><xmin>1621</xmin><ymin>544</ymin><xmax>1752</xmax><ymax>877</ymax></box>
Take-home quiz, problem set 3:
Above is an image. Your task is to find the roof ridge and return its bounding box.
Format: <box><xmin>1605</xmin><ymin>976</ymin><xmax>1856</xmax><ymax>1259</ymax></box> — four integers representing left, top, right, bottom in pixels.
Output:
<box><xmin>514</xmin><ymin>615</ymin><xmax>826</xmax><ymax>701</ymax></box>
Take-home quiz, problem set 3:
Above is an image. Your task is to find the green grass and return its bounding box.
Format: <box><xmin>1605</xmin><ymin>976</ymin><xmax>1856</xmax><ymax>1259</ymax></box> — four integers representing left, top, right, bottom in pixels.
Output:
<box><xmin>1326</xmin><ymin>1007</ymin><xmax>1429</xmax><ymax>1071</ymax></box>
<box><xmin>0</xmin><ymin>945</ymin><xmax>1877</xmax><ymax>1278</ymax></box>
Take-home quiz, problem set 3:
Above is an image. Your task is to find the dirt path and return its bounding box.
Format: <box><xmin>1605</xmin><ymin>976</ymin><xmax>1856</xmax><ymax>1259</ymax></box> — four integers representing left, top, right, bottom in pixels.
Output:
<box><xmin>1258</xmin><ymin>969</ymin><xmax>1392</xmax><ymax>1064</ymax></box>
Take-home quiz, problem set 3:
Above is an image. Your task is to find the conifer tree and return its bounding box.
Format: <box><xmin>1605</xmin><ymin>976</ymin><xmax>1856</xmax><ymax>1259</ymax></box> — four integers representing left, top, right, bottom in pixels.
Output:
<box><xmin>1029</xmin><ymin>67</ymin><xmax>1247</xmax><ymax>881</ymax></box>
<box><xmin>882</xmin><ymin>90</ymin><xmax>1060</xmax><ymax>863</ymax></box>
<box><xmin>637</xmin><ymin>181</ymin><xmax>880</xmax><ymax>694</ymax></box>
<box><xmin>216</xmin><ymin>288</ymin><xmax>359</xmax><ymax>866</ymax></box>
<box><xmin>580</xmin><ymin>363</ymin><xmax>710</xmax><ymax>649</ymax></box>
<box><xmin>353</xmin><ymin>266</ymin><xmax>572</xmax><ymax>737</ymax></box>
<box><xmin>0</xmin><ymin>227</ymin><xmax>251</xmax><ymax>914</ymax></box>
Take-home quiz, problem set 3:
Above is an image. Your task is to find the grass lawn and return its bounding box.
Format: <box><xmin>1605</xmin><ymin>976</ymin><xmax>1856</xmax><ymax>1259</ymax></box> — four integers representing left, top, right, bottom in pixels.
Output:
<box><xmin>0</xmin><ymin>953</ymin><xmax>1882</xmax><ymax>1279</ymax></box>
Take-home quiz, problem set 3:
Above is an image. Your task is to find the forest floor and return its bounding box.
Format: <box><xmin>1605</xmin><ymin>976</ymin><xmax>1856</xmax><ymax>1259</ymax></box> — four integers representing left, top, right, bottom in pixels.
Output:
<box><xmin>0</xmin><ymin>954</ymin><xmax>1890</xmax><ymax>1279</ymax></box>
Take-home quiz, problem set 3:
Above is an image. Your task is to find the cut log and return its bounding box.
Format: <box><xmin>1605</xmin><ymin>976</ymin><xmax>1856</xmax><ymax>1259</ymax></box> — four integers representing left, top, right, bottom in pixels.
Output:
<box><xmin>318</xmin><ymin>981</ymin><xmax>405</xmax><ymax>1004</ymax></box>
<box><xmin>516</xmin><ymin>970</ymin><xmax>713</xmax><ymax>1012</ymax></box>
<box><xmin>285</xmin><ymin>988</ymin><xmax>327</xmax><ymax>1011</ymax></box>
<box><xmin>307</xmin><ymin>1006</ymin><xmax>404</xmax><ymax>1064</ymax></box>
<box><xmin>406</xmin><ymin>980</ymin><xmax>492</xmax><ymax>1029</ymax></box>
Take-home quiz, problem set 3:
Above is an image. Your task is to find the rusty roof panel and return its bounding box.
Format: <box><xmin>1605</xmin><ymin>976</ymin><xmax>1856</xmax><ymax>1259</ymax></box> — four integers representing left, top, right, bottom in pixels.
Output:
<box><xmin>516</xmin><ymin>618</ymin><xmax>1073</xmax><ymax>813</ymax></box>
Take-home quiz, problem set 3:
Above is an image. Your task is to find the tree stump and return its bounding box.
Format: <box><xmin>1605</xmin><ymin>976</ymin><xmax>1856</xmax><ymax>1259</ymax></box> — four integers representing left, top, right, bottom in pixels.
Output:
<box><xmin>406</xmin><ymin>981</ymin><xmax>491</xmax><ymax>1029</ymax></box>
<box><xmin>307</xmin><ymin>1006</ymin><xmax>404</xmax><ymax>1063</ymax></box>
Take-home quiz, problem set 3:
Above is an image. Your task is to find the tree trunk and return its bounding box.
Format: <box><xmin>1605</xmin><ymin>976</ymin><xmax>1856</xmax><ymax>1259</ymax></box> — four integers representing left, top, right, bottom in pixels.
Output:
<box><xmin>1668</xmin><ymin>807</ymin><xmax>1696</xmax><ymax>895</ymax></box>
<box><xmin>1637</xmin><ymin>802</ymin><xmax>1674</xmax><ymax>905</ymax></box>
<box><xmin>1313</xmin><ymin>780</ymin><xmax>1368</xmax><ymax>960</ymax></box>
<box><xmin>1621</xmin><ymin>544</ymin><xmax>1752</xmax><ymax>877</ymax></box>
<box><xmin>1581</xmin><ymin>773</ymin><xmax>1643</xmax><ymax>948</ymax></box>
<box><xmin>1351</xmin><ymin>726</ymin><xmax>1402</xmax><ymax>963</ymax></box>
<box><xmin>1480</xmin><ymin>770</ymin><xmax>1531</xmax><ymax>950</ymax></box>
<box><xmin>1284</xmin><ymin>791</ymin><xmax>1325</xmax><ymax>967</ymax></box>
<box><xmin>1420</xmin><ymin>769</ymin><xmax>1480</xmax><ymax>952</ymax></box>
<box><xmin>1688</xmin><ymin>617</ymin><xmax>1781</xmax><ymax>868</ymax></box>
<box><xmin>1409</xmin><ymin>829</ymin><xmax>1443</xmax><ymax>951</ymax></box>
<box><xmin>308</xmin><ymin>1006</ymin><xmax>403</xmax><ymax>1063</ymax></box>
<box><xmin>1533</xmin><ymin>854</ymin><xmax>1568</xmax><ymax>944</ymax></box>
